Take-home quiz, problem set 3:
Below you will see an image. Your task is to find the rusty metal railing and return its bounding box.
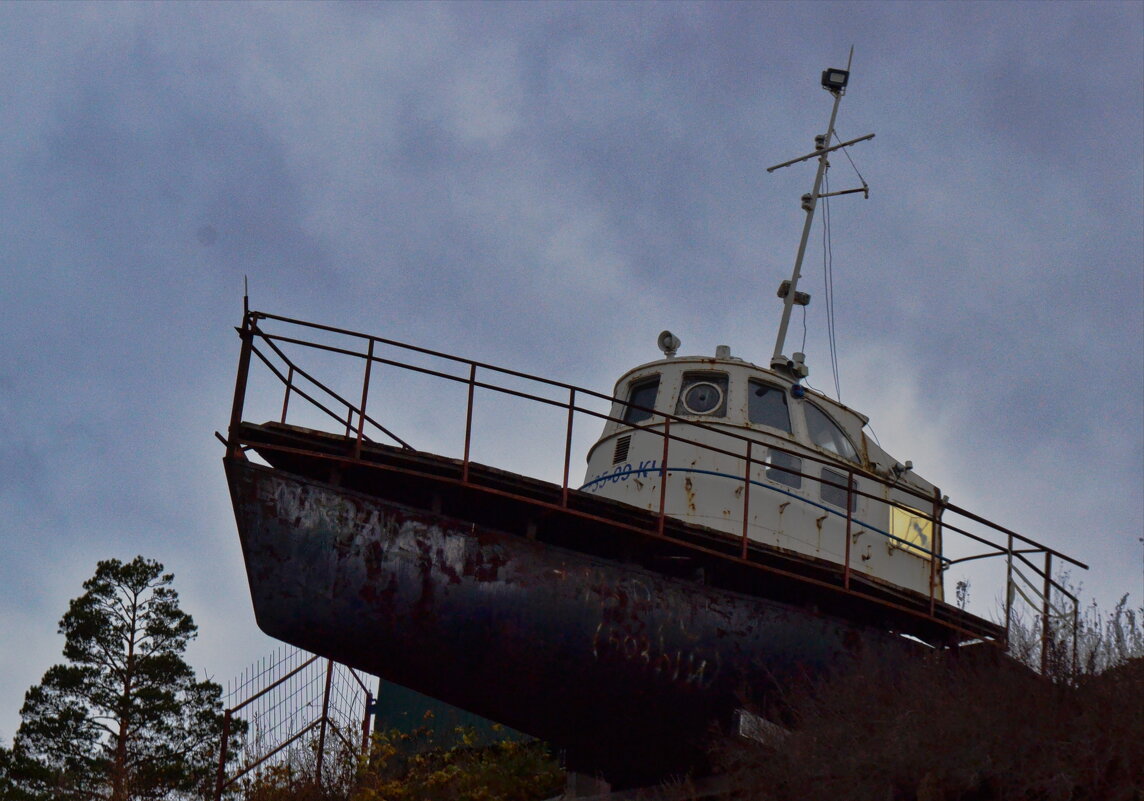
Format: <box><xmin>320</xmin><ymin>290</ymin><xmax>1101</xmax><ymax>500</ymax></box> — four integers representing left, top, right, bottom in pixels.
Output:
<box><xmin>224</xmin><ymin>308</ymin><xmax>1087</xmax><ymax>669</ymax></box>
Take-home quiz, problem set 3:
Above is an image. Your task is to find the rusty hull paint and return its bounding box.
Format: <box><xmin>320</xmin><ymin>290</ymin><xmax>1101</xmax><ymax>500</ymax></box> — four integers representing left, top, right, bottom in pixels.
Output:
<box><xmin>226</xmin><ymin>457</ymin><xmax>913</xmax><ymax>784</ymax></box>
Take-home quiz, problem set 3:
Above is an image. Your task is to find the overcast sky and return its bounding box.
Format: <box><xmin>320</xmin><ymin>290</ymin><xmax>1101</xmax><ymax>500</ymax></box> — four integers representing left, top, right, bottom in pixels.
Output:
<box><xmin>2</xmin><ymin>1</ymin><xmax>1142</xmax><ymax>743</ymax></box>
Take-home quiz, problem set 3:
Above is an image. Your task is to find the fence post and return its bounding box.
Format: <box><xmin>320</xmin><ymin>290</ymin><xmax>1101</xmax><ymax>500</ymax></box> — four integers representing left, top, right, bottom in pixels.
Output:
<box><xmin>315</xmin><ymin>660</ymin><xmax>335</xmax><ymax>785</ymax></box>
<box><xmin>361</xmin><ymin>689</ymin><xmax>374</xmax><ymax>753</ymax></box>
<box><xmin>213</xmin><ymin>709</ymin><xmax>233</xmax><ymax>801</ymax></box>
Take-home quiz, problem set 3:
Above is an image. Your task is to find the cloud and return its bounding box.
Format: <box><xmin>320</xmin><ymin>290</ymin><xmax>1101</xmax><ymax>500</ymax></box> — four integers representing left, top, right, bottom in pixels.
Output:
<box><xmin>1</xmin><ymin>1</ymin><xmax>1140</xmax><ymax>742</ymax></box>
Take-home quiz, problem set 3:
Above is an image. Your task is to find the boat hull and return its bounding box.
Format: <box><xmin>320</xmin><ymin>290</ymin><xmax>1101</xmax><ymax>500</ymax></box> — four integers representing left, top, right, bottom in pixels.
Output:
<box><xmin>226</xmin><ymin>457</ymin><xmax>917</xmax><ymax>783</ymax></box>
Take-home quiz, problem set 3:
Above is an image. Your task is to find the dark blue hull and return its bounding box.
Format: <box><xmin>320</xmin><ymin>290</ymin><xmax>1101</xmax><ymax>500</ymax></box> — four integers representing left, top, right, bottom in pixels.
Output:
<box><xmin>226</xmin><ymin>456</ymin><xmax>919</xmax><ymax>783</ymax></box>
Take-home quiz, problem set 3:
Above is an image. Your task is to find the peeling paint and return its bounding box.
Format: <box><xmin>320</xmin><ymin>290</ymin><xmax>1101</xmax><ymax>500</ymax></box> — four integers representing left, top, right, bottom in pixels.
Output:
<box><xmin>228</xmin><ymin>459</ymin><xmax>925</xmax><ymax>785</ymax></box>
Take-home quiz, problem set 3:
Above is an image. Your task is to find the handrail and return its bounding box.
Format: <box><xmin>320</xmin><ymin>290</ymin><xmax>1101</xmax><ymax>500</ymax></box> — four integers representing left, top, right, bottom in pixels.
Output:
<box><xmin>226</xmin><ymin>309</ymin><xmax>1087</xmax><ymax>667</ymax></box>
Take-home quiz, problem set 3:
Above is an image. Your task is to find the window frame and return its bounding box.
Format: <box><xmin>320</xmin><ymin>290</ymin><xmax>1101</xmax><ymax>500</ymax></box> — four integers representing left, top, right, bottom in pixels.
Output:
<box><xmin>747</xmin><ymin>379</ymin><xmax>792</xmax><ymax>433</ymax></box>
<box><xmin>803</xmin><ymin>402</ymin><xmax>859</xmax><ymax>463</ymax></box>
<box><xmin>765</xmin><ymin>448</ymin><xmax>802</xmax><ymax>489</ymax></box>
<box><xmin>819</xmin><ymin>466</ymin><xmax>857</xmax><ymax>511</ymax></box>
<box><xmin>673</xmin><ymin>372</ymin><xmax>729</xmax><ymax>418</ymax></box>
<box><xmin>622</xmin><ymin>376</ymin><xmax>661</xmax><ymax>425</ymax></box>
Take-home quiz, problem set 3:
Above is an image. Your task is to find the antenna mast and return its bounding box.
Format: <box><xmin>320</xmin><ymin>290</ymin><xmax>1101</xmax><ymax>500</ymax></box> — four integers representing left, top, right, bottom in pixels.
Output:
<box><xmin>767</xmin><ymin>49</ymin><xmax>873</xmax><ymax>378</ymax></box>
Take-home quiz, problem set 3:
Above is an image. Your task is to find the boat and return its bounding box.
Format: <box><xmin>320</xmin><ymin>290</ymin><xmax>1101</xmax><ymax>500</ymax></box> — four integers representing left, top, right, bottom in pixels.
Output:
<box><xmin>222</xmin><ymin>62</ymin><xmax>1086</xmax><ymax>786</ymax></box>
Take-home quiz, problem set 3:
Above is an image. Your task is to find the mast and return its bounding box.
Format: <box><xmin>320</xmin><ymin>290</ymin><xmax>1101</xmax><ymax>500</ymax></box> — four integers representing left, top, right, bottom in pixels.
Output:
<box><xmin>767</xmin><ymin>50</ymin><xmax>873</xmax><ymax>377</ymax></box>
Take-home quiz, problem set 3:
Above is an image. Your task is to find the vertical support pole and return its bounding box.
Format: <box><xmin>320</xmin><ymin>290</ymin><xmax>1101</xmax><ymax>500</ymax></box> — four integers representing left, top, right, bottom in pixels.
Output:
<box><xmin>362</xmin><ymin>690</ymin><xmax>374</xmax><ymax>753</ymax></box>
<box><xmin>1005</xmin><ymin>533</ymin><xmax>1014</xmax><ymax>645</ymax></box>
<box><xmin>315</xmin><ymin>659</ymin><xmax>334</xmax><ymax>785</ymax></box>
<box><xmin>562</xmin><ymin>388</ymin><xmax>576</xmax><ymax>507</ymax></box>
<box><xmin>280</xmin><ymin>366</ymin><xmax>295</xmax><ymax>424</ymax></box>
<box><xmin>740</xmin><ymin>441</ymin><xmax>752</xmax><ymax>559</ymax></box>
<box><xmin>1071</xmin><ymin>601</ymin><xmax>1079</xmax><ymax>681</ymax></box>
<box><xmin>843</xmin><ymin>469</ymin><xmax>854</xmax><ymax>590</ymax></box>
<box><xmin>226</xmin><ymin>313</ymin><xmax>255</xmax><ymax>459</ymax></box>
<box><xmin>929</xmin><ymin>488</ymin><xmax>941</xmax><ymax>616</ymax></box>
<box><xmin>355</xmin><ymin>339</ymin><xmax>375</xmax><ymax>459</ymax></box>
<box><xmin>657</xmin><ymin>419</ymin><xmax>671</xmax><ymax>538</ymax></box>
<box><xmin>462</xmin><ymin>364</ymin><xmax>476</xmax><ymax>483</ymax></box>
<box><xmin>213</xmin><ymin>709</ymin><xmax>232</xmax><ymax>801</ymax></box>
<box><xmin>1041</xmin><ymin>551</ymin><xmax>1053</xmax><ymax>675</ymax></box>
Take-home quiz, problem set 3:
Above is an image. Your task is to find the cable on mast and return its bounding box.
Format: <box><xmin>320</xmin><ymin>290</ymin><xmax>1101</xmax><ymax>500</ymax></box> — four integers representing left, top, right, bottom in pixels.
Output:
<box><xmin>822</xmin><ymin>171</ymin><xmax>842</xmax><ymax>400</ymax></box>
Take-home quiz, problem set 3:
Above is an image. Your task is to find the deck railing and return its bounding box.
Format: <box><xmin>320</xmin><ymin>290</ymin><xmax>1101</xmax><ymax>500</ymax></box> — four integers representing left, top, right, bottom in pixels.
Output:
<box><xmin>225</xmin><ymin>307</ymin><xmax>1088</xmax><ymax>673</ymax></box>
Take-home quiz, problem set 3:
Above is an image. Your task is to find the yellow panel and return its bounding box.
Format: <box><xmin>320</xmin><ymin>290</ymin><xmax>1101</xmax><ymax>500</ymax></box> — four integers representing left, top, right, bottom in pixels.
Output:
<box><xmin>890</xmin><ymin>506</ymin><xmax>934</xmax><ymax>559</ymax></box>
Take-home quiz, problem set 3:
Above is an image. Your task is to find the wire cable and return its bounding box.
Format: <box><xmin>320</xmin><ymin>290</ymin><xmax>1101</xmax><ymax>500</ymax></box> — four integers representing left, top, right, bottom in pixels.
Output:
<box><xmin>800</xmin><ymin>304</ymin><xmax>808</xmax><ymax>353</ymax></box>
<box><xmin>821</xmin><ymin>170</ymin><xmax>842</xmax><ymax>399</ymax></box>
<box><xmin>833</xmin><ymin>128</ymin><xmax>870</xmax><ymax>194</ymax></box>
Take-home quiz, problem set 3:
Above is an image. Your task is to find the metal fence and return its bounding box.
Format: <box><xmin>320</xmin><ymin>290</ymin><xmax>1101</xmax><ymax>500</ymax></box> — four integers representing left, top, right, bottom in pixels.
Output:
<box><xmin>213</xmin><ymin>645</ymin><xmax>374</xmax><ymax>799</ymax></box>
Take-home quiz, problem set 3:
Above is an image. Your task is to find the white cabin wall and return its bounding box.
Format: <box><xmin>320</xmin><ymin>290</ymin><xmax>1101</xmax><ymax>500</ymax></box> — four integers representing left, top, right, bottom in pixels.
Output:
<box><xmin>582</xmin><ymin>356</ymin><xmax>943</xmax><ymax>598</ymax></box>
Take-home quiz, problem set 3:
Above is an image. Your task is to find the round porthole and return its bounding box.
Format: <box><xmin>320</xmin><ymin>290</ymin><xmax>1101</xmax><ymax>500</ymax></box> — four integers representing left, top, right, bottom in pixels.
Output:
<box><xmin>683</xmin><ymin>382</ymin><xmax>723</xmax><ymax>415</ymax></box>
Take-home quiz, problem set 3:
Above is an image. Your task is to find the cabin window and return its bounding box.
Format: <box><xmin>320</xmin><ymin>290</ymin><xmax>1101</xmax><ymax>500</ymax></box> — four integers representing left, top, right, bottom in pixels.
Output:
<box><xmin>675</xmin><ymin>373</ymin><xmax>729</xmax><ymax>417</ymax></box>
<box><xmin>766</xmin><ymin>449</ymin><xmax>802</xmax><ymax>489</ymax></box>
<box><xmin>623</xmin><ymin>378</ymin><xmax>660</xmax><ymax>424</ymax></box>
<box><xmin>748</xmin><ymin>380</ymin><xmax>791</xmax><ymax>432</ymax></box>
<box><xmin>820</xmin><ymin>467</ymin><xmax>856</xmax><ymax>510</ymax></box>
<box><xmin>804</xmin><ymin>403</ymin><xmax>858</xmax><ymax>462</ymax></box>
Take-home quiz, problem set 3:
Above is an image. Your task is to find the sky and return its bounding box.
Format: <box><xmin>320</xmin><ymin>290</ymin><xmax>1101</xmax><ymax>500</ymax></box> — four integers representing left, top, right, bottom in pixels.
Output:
<box><xmin>1</xmin><ymin>1</ymin><xmax>1142</xmax><ymax>744</ymax></box>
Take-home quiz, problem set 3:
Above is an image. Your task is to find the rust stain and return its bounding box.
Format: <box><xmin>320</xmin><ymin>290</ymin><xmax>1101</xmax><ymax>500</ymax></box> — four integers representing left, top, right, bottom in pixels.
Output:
<box><xmin>683</xmin><ymin>477</ymin><xmax>696</xmax><ymax>513</ymax></box>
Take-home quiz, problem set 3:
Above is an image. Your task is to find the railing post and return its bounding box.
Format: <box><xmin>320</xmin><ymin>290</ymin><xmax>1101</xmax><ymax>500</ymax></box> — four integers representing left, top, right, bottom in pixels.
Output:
<box><xmin>929</xmin><ymin>488</ymin><xmax>941</xmax><ymax>616</ymax></box>
<box><xmin>1041</xmin><ymin>551</ymin><xmax>1053</xmax><ymax>675</ymax></box>
<box><xmin>1071</xmin><ymin>601</ymin><xmax>1079</xmax><ymax>681</ymax></box>
<box><xmin>740</xmin><ymin>441</ymin><xmax>752</xmax><ymax>559</ymax></box>
<box><xmin>315</xmin><ymin>659</ymin><xmax>335</xmax><ymax>785</ymax></box>
<box><xmin>843</xmin><ymin>468</ymin><xmax>854</xmax><ymax>590</ymax></box>
<box><xmin>226</xmin><ymin>313</ymin><xmax>256</xmax><ymax>459</ymax></box>
<box><xmin>462</xmin><ymin>364</ymin><xmax>476</xmax><ymax>483</ymax></box>
<box><xmin>657</xmin><ymin>418</ymin><xmax>671</xmax><ymax>538</ymax></box>
<box><xmin>355</xmin><ymin>339</ymin><xmax>375</xmax><ymax>459</ymax></box>
<box><xmin>561</xmin><ymin>389</ymin><xmax>576</xmax><ymax>507</ymax></box>
<box><xmin>1005</xmin><ymin>532</ymin><xmax>1014</xmax><ymax>645</ymax></box>
<box><xmin>213</xmin><ymin>708</ymin><xmax>233</xmax><ymax>801</ymax></box>
<box><xmin>280</xmin><ymin>366</ymin><xmax>295</xmax><ymax>424</ymax></box>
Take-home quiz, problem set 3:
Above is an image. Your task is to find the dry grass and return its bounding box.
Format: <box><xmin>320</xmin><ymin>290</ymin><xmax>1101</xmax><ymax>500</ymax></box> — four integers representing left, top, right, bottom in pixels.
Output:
<box><xmin>713</xmin><ymin>599</ymin><xmax>1144</xmax><ymax>801</ymax></box>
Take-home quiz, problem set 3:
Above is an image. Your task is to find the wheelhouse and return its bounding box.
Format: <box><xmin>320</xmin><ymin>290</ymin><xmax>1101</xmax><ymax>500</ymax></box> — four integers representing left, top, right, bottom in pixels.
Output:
<box><xmin>583</xmin><ymin>343</ymin><xmax>942</xmax><ymax>597</ymax></box>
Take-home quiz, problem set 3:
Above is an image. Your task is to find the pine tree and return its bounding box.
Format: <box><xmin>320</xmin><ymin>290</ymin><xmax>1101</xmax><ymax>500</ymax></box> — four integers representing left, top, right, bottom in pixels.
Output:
<box><xmin>9</xmin><ymin>556</ymin><xmax>243</xmax><ymax>800</ymax></box>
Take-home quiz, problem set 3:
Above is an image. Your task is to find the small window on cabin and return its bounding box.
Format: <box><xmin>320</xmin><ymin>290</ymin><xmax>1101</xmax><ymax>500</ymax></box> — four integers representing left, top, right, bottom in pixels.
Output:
<box><xmin>766</xmin><ymin>449</ymin><xmax>802</xmax><ymax>489</ymax></box>
<box><xmin>674</xmin><ymin>373</ymin><xmax>729</xmax><ymax>418</ymax></box>
<box><xmin>820</xmin><ymin>467</ymin><xmax>857</xmax><ymax>510</ymax></box>
<box><xmin>748</xmin><ymin>380</ymin><xmax>791</xmax><ymax>432</ymax></box>
<box><xmin>623</xmin><ymin>378</ymin><xmax>660</xmax><ymax>424</ymax></box>
<box><xmin>804</xmin><ymin>403</ymin><xmax>858</xmax><ymax>462</ymax></box>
